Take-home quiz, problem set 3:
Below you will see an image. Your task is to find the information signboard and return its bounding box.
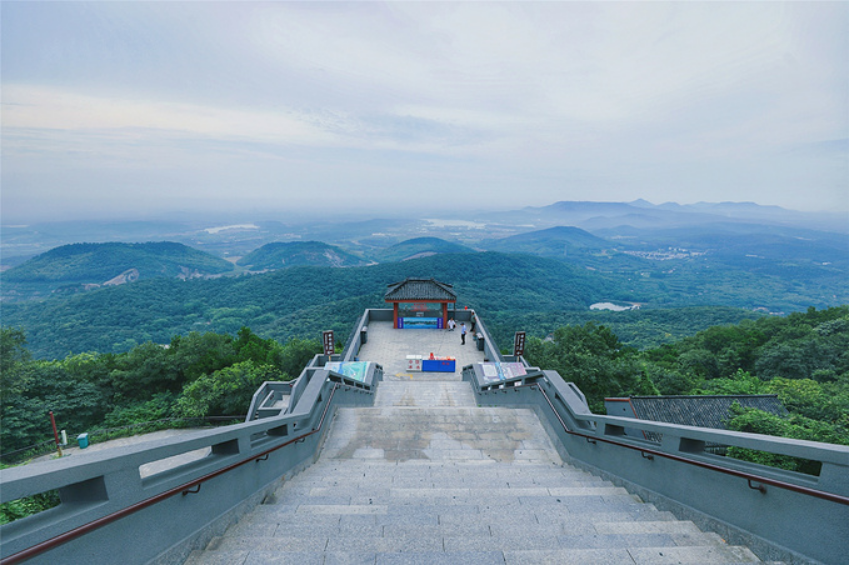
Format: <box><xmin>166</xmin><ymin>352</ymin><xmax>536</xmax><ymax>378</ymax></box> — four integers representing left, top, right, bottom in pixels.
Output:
<box><xmin>323</xmin><ymin>330</ymin><xmax>335</xmax><ymax>356</ymax></box>
<box><xmin>479</xmin><ymin>362</ymin><xmax>527</xmax><ymax>383</ymax></box>
<box><xmin>514</xmin><ymin>331</ymin><xmax>526</xmax><ymax>357</ymax></box>
<box><xmin>325</xmin><ymin>361</ymin><xmax>370</xmax><ymax>382</ymax></box>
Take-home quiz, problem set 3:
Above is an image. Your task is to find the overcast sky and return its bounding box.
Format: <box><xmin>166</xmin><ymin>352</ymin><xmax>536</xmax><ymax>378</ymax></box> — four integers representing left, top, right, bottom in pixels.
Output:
<box><xmin>2</xmin><ymin>1</ymin><xmax>847</xmax><ymax>222</ymax></box>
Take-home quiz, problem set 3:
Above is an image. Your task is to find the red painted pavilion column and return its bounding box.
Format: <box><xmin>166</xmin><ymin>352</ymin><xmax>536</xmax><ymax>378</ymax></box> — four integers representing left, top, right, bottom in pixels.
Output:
<box><xmin>442</xmin><ymin>303</ymin><xmax>448</xmax><ymax>328</ymax></box>
<box><xmin>393</xmin><ymin>303</ymin><xmax>398</xmax><ymax>328</ymax></box>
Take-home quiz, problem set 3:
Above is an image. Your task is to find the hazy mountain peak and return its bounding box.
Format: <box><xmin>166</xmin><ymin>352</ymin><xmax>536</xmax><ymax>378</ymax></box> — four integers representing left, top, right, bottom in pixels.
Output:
<box><xmin>237</xmin><ymin>241</ymin><xmax>368</xmax><ymax>270</ymax></box>
<box><xmin>629</xmin><ymin>199</ymin><xmax>656</xmax><ymax>208</ymax></box>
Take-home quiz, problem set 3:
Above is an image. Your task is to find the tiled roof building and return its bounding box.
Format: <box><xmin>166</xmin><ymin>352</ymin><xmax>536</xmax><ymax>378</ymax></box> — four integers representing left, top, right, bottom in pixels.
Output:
<box><xmin>384</xmin><ymin>278</ymin><xmax>457</xmax><ymax>329</ymax></box>
<box><xmin>384</xmin><ymin>278</ymin><xmax>457</xmax><ymax>302</ymax></box>
<box><xmin>605</xmin><ymin>394</ymin><xmax>787</xmax><ymax>444</ymax></box>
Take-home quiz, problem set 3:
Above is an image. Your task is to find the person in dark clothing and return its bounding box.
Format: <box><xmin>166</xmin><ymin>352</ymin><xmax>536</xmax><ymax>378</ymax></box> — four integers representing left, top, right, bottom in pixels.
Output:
<box><xmin>460</xmin><ymin>323</ymin><xmax>466</xmax><ymax>344</ymax></box>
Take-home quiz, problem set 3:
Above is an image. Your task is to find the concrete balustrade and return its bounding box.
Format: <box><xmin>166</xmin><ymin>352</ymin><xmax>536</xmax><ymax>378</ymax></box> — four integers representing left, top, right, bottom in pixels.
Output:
<box><xmin>464</xmin><ymin>363</ymin><xmax>849</xmax><ymax>564</ymax></box>
<box><xmin>0</xmin><ymin>367</ymin><xmax>381</xmax><ymax>565</ymax></box>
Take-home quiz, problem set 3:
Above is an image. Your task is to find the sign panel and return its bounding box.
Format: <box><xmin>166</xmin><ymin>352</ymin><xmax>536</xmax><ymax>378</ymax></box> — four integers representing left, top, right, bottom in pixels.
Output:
<box><xmin>479</xmin><ymin>362</ymin><xmax>528</xmax><ymax>383</ymax></box>
<box><xmin>406</xmin><ymin>356</ymin><xmax>422</xmax><ymax>371</ymax></box>
<box><xmin>514</xmin><ymin>331</ymin><xmax>527</xmax><ymax>357</ymax></box>
<box><xmin>323</xmin><ymin>330</ymin><xmax>335</xmax><ymax>356</ymax></box>
<box><xmin>325</xmin><ymin>361</ymin><xmax>371</xmax><ymax>382</ymax></box>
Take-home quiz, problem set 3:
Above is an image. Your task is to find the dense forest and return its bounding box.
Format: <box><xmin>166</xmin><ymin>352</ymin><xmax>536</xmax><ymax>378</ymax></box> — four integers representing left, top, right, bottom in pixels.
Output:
<box><xmin>1</xmin><ymin>253</ymin><xmax>612</xmax><ymax>359</ymax></box>
<box><xmin>371</xmin><ymin>237</ymin><xmax>475</xmax><ymax>262</ymax></box>
<box><xmin>0</xmin><ymin>327</ymin><xmax>321</xmax><ymax>461</ymax></box>
<box><xmin>524</xmin><ymin>305</ymin><xmax>849</xmax><ymax>472</ymax></box>
<box><xmin>2</xmin><ymin>251</ymin><xmax>822</xmax><ymax>360</ymax></box>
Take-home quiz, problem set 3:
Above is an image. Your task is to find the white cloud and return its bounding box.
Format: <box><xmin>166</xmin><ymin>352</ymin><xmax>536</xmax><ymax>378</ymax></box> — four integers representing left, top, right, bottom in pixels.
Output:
<box><xmin>1</xmin><ymin>1</ymin><xmax>847</xmax><ymax>219</ymax></box>
<box><xmin>2</xmin><ymin>85</ymin><xmax>331</xmax><ymax>145</ymax></box>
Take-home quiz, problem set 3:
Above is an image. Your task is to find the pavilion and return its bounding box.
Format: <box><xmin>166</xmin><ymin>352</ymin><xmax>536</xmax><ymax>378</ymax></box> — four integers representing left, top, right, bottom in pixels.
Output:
<box><xmin>384</xmin><ymin>278</ymin><xmax>457</xmax><ymax>329</ymax></box>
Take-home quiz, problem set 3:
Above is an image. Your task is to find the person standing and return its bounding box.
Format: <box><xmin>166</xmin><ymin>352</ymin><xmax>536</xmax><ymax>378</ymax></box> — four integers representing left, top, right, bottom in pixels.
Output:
<box><xmin>460</xmin><ymin>323</ymin><xmax>466</xmax><ymax>344</ymax></box>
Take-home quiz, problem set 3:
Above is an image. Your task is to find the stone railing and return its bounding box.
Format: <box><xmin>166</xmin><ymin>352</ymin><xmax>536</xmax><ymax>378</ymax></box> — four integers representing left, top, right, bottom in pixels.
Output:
<box><xmin>0</xmin><ymin>365</ymin><xmax>382</xmax><ymax>565</ymax></box>
<box><xmin>463</xmin><ymin>363</ymin><xmax>849</xmax><ymax>565</ymax></box>
<box><xmin>245</xmin><ymin>380</ymin><xmax>294</xmax><ymax>421</ymax></box>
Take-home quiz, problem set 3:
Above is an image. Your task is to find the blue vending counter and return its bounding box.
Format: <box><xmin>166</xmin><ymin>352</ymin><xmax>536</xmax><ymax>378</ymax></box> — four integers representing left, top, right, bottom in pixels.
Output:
<box><xmin>421</xmin><ymin>358</ymin><xmax>456</xmax><ymax>372</ymax></box>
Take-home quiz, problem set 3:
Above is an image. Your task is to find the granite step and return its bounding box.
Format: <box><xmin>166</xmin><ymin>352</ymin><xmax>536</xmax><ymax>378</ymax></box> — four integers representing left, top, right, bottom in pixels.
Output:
<box><xmin>184</xmin><ymin>394</ymin><xmax>769</xmax><ymax>564</ymax></box>
<box><xmin>374</xmin><ymin>381</ymin><xmax>476</xmax><ymax>407</ymax></box>
<box><xmin>320</xmin><ymin>407</ymin><xmax>559</xmax><ymax>463</ymax></box>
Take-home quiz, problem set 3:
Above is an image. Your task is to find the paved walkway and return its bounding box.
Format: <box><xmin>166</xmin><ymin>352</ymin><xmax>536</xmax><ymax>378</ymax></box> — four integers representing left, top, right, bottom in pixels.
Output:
<box><xmin>356</xmin><ymin>322</ymin><xmax>486</xmax><ymax>381</ymax></box>
<box><xmin>185</xmin><ymin>405</ymin><xmax>764</xmax><ymax>565</ymax></box>
<box><xmin>185</xmin><ymin>322</ymin><xmax>766</xmax><ymax>564</ymax></box>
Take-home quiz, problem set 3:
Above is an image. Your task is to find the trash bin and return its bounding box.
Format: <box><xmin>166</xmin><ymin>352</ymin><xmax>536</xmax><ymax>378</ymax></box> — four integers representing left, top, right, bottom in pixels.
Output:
<box><xmin>77</xmin><ymin>433</ymin><xmax>89</xmax><ymax>449</ymax></box>
<box><xmin>360</xmin><ymin>325</ymin><xmax>368</xmax><ymax>345</ymax></box>
<box><xmin>476</xmin><ymin>333</ymin><xmax>485</xmax><ymax>351</ymax></box>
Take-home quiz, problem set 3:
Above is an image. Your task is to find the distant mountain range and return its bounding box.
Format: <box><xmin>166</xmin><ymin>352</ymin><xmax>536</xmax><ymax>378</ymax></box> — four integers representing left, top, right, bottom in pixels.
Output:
<box><xmin>237</xmin><ymin>241</ymin><xmax>370</xmax><ymax>270</ymax></box>
<box><xmin>472</xmin><ymin>200</ymin><xmax>847</xmax><ymax>234</ymax></box>
<box><xmin>0</xmin><ymin>200</ymin><xmax>845</xmax><ymax>310</ymax></box>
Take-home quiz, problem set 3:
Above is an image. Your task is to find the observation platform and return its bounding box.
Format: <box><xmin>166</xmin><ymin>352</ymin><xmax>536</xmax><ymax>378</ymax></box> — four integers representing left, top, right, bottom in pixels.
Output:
<box><xmin>356</xmin><ymin>321</ymin><xmax>487</xmax><ymax>381</ymax></box>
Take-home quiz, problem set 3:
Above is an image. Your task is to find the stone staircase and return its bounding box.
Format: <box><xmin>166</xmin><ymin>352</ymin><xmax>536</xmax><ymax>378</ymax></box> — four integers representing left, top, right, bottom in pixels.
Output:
<box><xmin>184</xmin><ymin>380</ymin><xmax>766</xmax><ymax>564</ymax></box>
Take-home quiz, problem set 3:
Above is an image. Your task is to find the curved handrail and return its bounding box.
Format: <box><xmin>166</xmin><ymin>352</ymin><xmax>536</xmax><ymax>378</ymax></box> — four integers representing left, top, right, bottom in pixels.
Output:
<box><xmin>1</xmin><ymin>383</ymin><xmax>342</xmax><ymax>565</ymax></box>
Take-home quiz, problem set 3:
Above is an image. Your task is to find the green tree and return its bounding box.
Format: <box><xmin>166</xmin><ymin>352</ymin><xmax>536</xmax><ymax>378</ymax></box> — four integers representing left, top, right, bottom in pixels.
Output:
<box><xmin>695</xmin><ymin>369</ymin><xmax>768</xmax><ymax>395</ymax></box>
<box><xmin>525</xmin><ymin>322</ymin><xmax>641</xmax><ymax>412</ymax></box>
<box><xmin>724</xmin><ymin>405</ymin><xmax>848</xmax><ymax>475</ymax></box>
<box><xmin>1</xmin><ymin>361</ymin><xmax>108</xmax><ymax>453</ymax></box>
<box><xmin>270</xmin><ymin>337</ymin><xmax>322</xmax><ymax>379</ymax></box>
<box><xmin>0</xmin><ymin>327</ymin><xmax>32</xmax><ymax>395</ymax></box>
<box><xmin>174</xmin><ymin>361</ymin><xmax>281</xmax><ymax>418</ymax></box>
<box><xmin>102</xmin><ymin>392</ymin><xmax>177</xmax><ymax>428</ymax></box>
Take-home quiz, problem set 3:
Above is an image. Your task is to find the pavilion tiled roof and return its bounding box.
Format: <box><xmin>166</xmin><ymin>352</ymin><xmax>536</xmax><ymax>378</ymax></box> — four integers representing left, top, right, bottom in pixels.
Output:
<box><xmin>384</xmin><ymin>278</ymin><xmax>457</xmax><ymax>302</ymax></box>
<box><xmin>625</xmin><ymin>395</ymin><xmax>787</xmax><ymax>430</ymax></box>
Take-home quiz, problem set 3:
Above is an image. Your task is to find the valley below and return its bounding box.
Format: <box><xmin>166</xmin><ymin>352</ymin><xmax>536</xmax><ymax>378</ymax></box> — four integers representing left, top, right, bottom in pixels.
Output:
<box><xmin>1</xmin><ymin>200</ymin><xmax>846</xmax><ymax>359</ymax></box>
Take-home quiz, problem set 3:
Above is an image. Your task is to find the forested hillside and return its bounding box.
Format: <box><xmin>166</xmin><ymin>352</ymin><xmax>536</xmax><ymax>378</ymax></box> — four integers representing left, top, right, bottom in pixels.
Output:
<box><xmin>370</xmin><ymin>237</ymin><xmax>476</xmax><ymax>262</ymax></box>
<box><xmin>3</xmin><ymin>242</ymin><xmax>234</xmax><ymax>283</ymax></box>
<box><xmin>524</xmin><ymin>305</ymin><xmax>849</xmax><ymax>472</ymax></box>
<box><xmin>4</xmin><ymin>249</ymin><xmax>834</xmax><ymax>360</ymax></box>
<box><xmin>483</xmin><ymin>226</ymin><xmax>608</xmax><ymax>256</ymax></box>
<box><xmin>1</xmin><ymin>253</ymin><xmax>610</xmax><ymax>359</ymax></box>
<box><xmin>1</xmin><ymin>242</ymin><xmax>236</xmax><ymax>302</ymax></box>
<box><xmin>237</xmin><ymin>241</ymin><xmax>369</xmax><ymax>270</ymax></box>
<box><xmin>0</xmin><ymin>327</ymin><xmax>321</xmax><ymax>462</ymax></box>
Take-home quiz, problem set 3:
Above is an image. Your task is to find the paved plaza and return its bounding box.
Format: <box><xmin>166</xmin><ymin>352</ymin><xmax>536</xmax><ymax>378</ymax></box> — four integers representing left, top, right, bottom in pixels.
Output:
<box><xmin>355</xmin><ymin>321</ymin><xmax>487</xmax><ymax>381</ymax></box>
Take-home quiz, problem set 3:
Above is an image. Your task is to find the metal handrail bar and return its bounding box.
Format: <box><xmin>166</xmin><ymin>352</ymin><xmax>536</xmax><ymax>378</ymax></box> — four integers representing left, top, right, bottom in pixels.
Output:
<box><xmin>1</xmin><ymin>383</ymin><xmax>342</xmax><ymax>565</ymax></box>
<box><xmin>530</xmin><ymin>383</ymin><xmax>849</xmax><ymax>507</ymax></box>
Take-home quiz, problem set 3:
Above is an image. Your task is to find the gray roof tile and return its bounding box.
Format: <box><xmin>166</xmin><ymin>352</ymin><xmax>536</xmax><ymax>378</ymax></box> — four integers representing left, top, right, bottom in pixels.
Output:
<box><xmin>384</xmin><ymin>278</ymin><xmax>457</xmax><ymax>302</ymax></box>
<box><xmin>619</xmin><ymin>395</ymin><xmax>786</xmax><ymax>430</ymax></box>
